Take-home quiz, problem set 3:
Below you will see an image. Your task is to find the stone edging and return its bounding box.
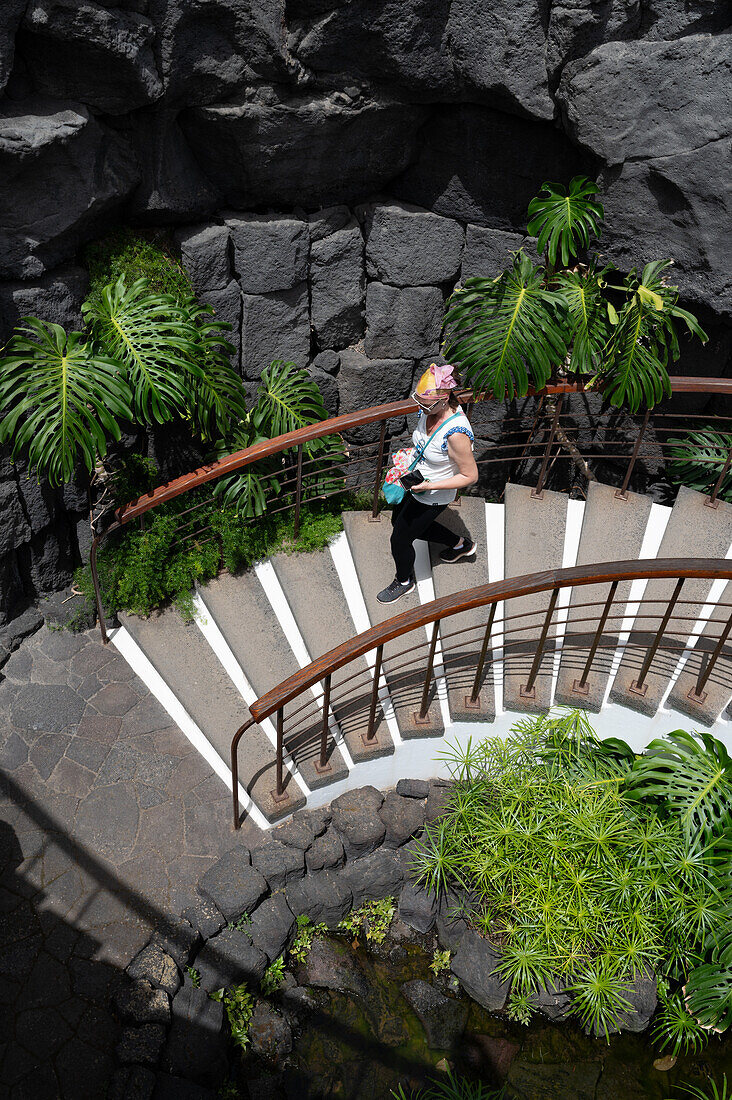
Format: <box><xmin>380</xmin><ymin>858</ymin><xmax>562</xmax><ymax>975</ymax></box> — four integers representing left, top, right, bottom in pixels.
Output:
<box><xmin>106</xmin><ymin>779</ymin><xmax>657</xmax><ymax>1098</ymax></box>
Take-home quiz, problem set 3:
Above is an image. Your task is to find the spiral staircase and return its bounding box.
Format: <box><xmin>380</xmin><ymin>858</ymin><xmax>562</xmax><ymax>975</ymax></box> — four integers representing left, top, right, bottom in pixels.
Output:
<box><xmin>104</xmin><ymin>476</ymin><xmax>732</xmax><ymax>831</ymax></box>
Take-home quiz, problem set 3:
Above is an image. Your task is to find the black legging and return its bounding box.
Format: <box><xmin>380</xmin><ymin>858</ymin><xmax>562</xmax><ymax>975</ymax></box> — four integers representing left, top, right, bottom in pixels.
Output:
<box><xmin>390</xmin><ymin>494</ymin><xmax>458</xmax><ymax>583</ymax></box>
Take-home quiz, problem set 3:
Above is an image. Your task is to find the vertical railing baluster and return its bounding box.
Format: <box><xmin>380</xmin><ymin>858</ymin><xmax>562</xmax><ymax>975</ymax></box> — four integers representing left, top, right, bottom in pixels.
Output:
<box><xmin>415</xmin><ymin>621</ymin><xmax>440</xmax><ymax>724</ymax></box>
<box><xmin>293</xmin><ymin>444</ymin><xmax>304</xmax><ymax>539</ymax></box>
<box><xmin>467</xmin><ymin>604</ymin><xmax>497</xmax><ymax>708</ymax></box>
<box><xmin>572</xmin><ymin>580</ymin><xmax>619</xmax><ymax>696</ymax></box>
<box><xmin>616</xmin><ymin>409</ymin><xmax>650</xmax><ymax>500</ymax></box>
<box><xmin>629</xmin><ymin>577</ymin><xmax>685</xmax><ymax>697</ymax></box>
<box><xmin>316</xmin><ymin>674</ymin><xmax>333</xmax><ymax>774</ymax></box>
<box><xmin>364</xmin><ymin>645</ymin><xmax>384</xmax><ymax>743</ymax></box>
<box><xmin>370</xmin><ymin>420</ymin><xmax>388</xmax><ymax>521</ymax></box>
<box><xmin>272</xmin><ymin>707</ymin><xmax>289</xmax><ymax>803</ymax></box>
<box><xmin>520</xmin><ymin>589</ymin><xmax>559</xmax><ymax>700</ymax></box>
<box><xmin>532</xmin><ymin>395</ymin><xmax>563</xmax><ymax>499</ymax></box>
<box><xmin>688</xmin><ymin>604</ymin><xmax>732</xmax><ymax>704</ymax></box>
<box><xmin>704</xmin><ymin>445</ymin><xmax>732</xmax><ymax>510</ymax></box>
<box><xmin>90</xmin><ymin>534</ymin><xmax>108</xmax><ymax>645</ymax></box>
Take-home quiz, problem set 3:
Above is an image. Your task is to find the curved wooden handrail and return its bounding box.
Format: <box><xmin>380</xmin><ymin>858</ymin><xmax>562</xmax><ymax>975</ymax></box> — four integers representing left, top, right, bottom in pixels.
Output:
<box><xmin>114</xmin><ymin>376</ymin><xmax>732</xmax><ymax>526</ymax></box>
<box><xmin>248</xmin><ymin>557</ymin><xmax>732</xmax><ymax>722</ymax></box>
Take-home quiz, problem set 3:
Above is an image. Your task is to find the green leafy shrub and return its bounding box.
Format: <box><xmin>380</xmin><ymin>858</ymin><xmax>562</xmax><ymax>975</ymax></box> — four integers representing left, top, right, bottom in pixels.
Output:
<box><xmin>210</xmin><ymin>983</ymin><xmax>255</xmax><ymax>1052</ymax></box>
<box><xmin>338</xmin><ymin>898</ymin><xmax>396</xmax><ymax>945</ymax></box>
<box><xmin>666</xmin><ymin>1078</ymin><xmax>730</xmax><ymax>1100</ymax></box>
<box><xmin>411</xmin><ymin>710</ymin><xmax>725</xmax><ymax>1040</ymax></box>
<box><xmin>260</xmin><ymin>957</ymin><xmax>286</xmax><ymax>996</ymax></box>
<box><xmin>430</xmin><ymin>949</ymin><xmax>451</xmax><ymax>976</ymax></box>
<box><xmin>84</xmin><ymin>228</ymin><xmax>193</xmax><ymax>305</ymax></box>
<box><xmin>669</xmin><ymin>429</ymin><xmax>732</xmax><ymax>503</ymax></box>
<box><xmin>288</xmin><ymin>915</ymin><xmax>328</xmax><ymax>964</ymax></box>
<box><xmin>652</xmin><ymin>990</ymin><xmax>708</xmax><ymax>1057</ymax></box>
<box><xmin>391</xmin><ymin>1067</ymin><xmax>504</xmax><ymax>1099</ymax></box>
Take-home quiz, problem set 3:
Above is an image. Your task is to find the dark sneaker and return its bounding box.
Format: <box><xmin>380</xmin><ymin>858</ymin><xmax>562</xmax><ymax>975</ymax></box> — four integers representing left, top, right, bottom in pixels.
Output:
<box><xmin>377</xmin><ymin>577</ymin><xmax>416</xmax><ymax>603</ymax></box>
<box><xmin>440</xmin><ymin>538</ymin><xmax>477</xmax><ymax>563</ymax></box>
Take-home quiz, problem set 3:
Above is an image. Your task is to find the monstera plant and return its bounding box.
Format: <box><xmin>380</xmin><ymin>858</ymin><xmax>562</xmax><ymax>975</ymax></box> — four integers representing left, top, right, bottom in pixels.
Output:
<box><xmin>0</xmin><ymin>274</ymin><xmax>247</xmax><ymax>486</ymax></box>
<box><xmin>442</xmin><ymin>176</ymin><xmax>707</xmax><ymax>412</ymax></box>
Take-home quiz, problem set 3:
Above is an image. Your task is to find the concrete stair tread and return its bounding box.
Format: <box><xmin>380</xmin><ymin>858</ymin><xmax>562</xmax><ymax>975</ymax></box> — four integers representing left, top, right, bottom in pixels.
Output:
<box><xmin>554</xmin><ymin>482</ymin><xmax>653</xmax><ymax>712</ymax></box>
<box><xmin>503</xmin><ymin>484</ymin><xmax>569</xmax><ymax>712</ymax></box>
<box><xmin>610</xmin><ymin>486</ymin><xmax>732</xmax><ymax>717</ymax></box>
<box><xmin>429</xmin><ymin>497</ymin><xmax>495</xmax><ymax>722</ymax></box>
<box><xmin>343</xmin><ymin>510</ymin><xmax>443</xmax><ymax>739</ymax></box>
<box><xmin>271</xmin><ymin>548</ymin><xmax>393</xmax><ymax>763</ymax></box>
<box><xmin>119</xmin><ymin>608</ymin><xmax>304</xmax><ymax>822</ymax></box>
<box><xmin>666</xmin><ymin>579</ymin><xmax>732</xmax><ymax>725</ymax></box>
<box><xmin>197</xmin><ymin>571</ymin><xmax>348</xmax><ymax>791</ymax></box>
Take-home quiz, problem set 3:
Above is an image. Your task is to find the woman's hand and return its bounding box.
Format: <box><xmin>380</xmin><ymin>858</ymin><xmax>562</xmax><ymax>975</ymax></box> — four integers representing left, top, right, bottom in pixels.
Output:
<box><xmin>410</xmin><ymin>480</ymin><xmax>432</xmax><ymax>492</ymax></box>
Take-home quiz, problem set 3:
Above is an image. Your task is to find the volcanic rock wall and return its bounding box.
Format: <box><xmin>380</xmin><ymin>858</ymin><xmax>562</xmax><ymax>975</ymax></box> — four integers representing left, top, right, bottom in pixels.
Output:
<box><xmin>0</xmin><ymin>0</ymin><xmax>730</xmax><ymax>624</ymax></box>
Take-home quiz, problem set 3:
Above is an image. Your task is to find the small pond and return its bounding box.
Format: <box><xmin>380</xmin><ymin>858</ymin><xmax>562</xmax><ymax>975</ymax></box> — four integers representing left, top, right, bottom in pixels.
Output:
<box><xmin>230</xmin><ymin>922</ymin><xmax>732</xmax><ymax>1099</ymax></box>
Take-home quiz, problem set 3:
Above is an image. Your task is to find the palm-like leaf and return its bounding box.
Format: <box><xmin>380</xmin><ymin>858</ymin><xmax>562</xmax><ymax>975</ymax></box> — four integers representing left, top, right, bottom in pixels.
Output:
<box><xmin>626</xmin><ymin>730</ymin><xmax>732</xmax><ymax>842</ymax></box>
<box><xmin>0</xmin><ymin>319</ymin><xmax>132</xmax><ymax>486</ymax></box>
<box><xmin>184</xmin><ymin>297</ymin><xmax>248</xmax><ymax>439</ymax></box>
<box><xmin>668</xmin><ymin>428</ymin><xmax>732</xmax><ymax>500</ymax></box>
<box><xmin>252</xmin><ymin>360</ymin><xmax>330</xmax><ymax>438</ymax></box>
<box><xmin>527</xmin><ymin>176</ymin><xmax>604</xmax><ymax>267</ymax></box>
<box><xmin>685</xmin><ymin>942</ymin><xmax>732</xmax><ymax>1032</ymax></box>
<box><xmin>442</xmin><ymin>251</ymin><xmax>568</xmax><ymax>400</ymax></box>
<box><xmin>212</xmin><ymin>419</ymin><xmax>276</xmax><ymax>518</ymax></box>
<box><xmin>83</xmin><ymin>275</ymin><xmax>204</xmax><ymax>425</ymax></box>
<box><xmin>553</xmin><ymin>265</ymin><xmax>610</xmax><ymax>375</ymax></box>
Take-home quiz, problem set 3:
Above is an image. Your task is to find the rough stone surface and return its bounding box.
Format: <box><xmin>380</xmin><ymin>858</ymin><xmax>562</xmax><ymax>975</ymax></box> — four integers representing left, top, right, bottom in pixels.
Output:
<box><xmin>301</xmin><ymin>936</ymin><xmax>369</xmax><ymax>1000</ymax></box>
<box><xmin>247</xmin><ymin>893</ymin><xmax>296</xmax><ymax>963</ymax></box>
<box><xmin>285</xmin><ymin>869</ymin><xmax>353</xmax><ymax>928</ymax></box>
<box><xmin>426</xmin><ymin>780</ymin><xmax>454</xmax><ymax>823</ymax></box>
<box><xmin>151</xmin><ymin>918</ymin><xmax>200</xmax><ymax>970</ymax></box>
<box><xmin>250</xmin><ymin>839</ymin><xmax>305</xmax><ymax>890</ymax></box>
<box><xmin>400</xmin><ymin>979</ymin><xmax>468</xmax><ymax>1050</ymax></box>
<box><xmin>529</xmin><ymin>978</ymin><xmax>572</xmax><ymax>1021</ymax></box>
<box><xmin>127</xmin><ymin>942</ymin><xmax>181</xmax><ymax>998</ymax></box>
<box><xmin>240</xmin><ymin>284</ymin><xmax>310</xmax><ymax>379</ymax></box>
<box><xmin>337</xmin><ymin>349</ymin><xmax>413</xmax><ymax>441</ymax></box>
<box><xmin>182</xmin><ymin>899</ymin><xmax>225</xmax><ymax>942</ymax></box>
<box><xmin>107</xmin><ymin>1065</ymin><xmax>157</xmax><ymax>1100</ymax></box>
<box><xmin>451</xmin><ymin>929</ymin><xmax>510</xmax><ymax>1011</ymax></box>
<box><xmin>365</xmin><ymin>202</ymin><xmax>464</xmax><ymax>286</ymax></box>
<box><xmin>365</xmin><ymin>282</ymin><xmax>443</xmax><ymax>359</ymax></box>
<box><xmin>436</xmin><ymin>889</ymin><xmax>470</xmax><ymax>952</ymax></box>
<box><xmin>378</xmin><ymin>791</ymin><xmax>425</xmax><ymax>848</ymax></box>
<box><xmin>0</xmin><ymin>264</ymin><xmax>89</xmax><ymax>342</ymax></box>
<box><xmin>163</xmin><ymin>974</ymin><xmax>227</xmax><ymax>1087</ymax></box>
<box><xmin>248</xmin><ymin>1001</ymin><xmax>293</xmax><ymax>1064</ymax></box>
<box><xmin>228</xmin><ymin>213</ymin><xmax>309</xmax><ymax>295</ymax></box>
<box><xmin>305</xmin><ymin>826</ymin><xmax>345</xmax><ymax>873</ymax></box>
<box><xmin>462</xmin><ymin>226</ymin><xmax>537</xmax><ymax>280</ymax></box>
<box><xmin>114</xmin><ymin>979</ymin><xmax>170</xmax><ymax>1027</ymax></box>
<box><xmin>330</xmin><ymin>785</ymin><xmax>386</xmax><ymax>858</ymax></box>
<box><xmin>396</xmin><ymin>778</ymin><xmax>430</xmax><ymax>799</ymax></box>
<box><xmin>342</xmin><ymin>847</ymin><xmax>405</xmax><ymax>908</ymax></box>
<box><xmin>198</xmin><ymin>848</ymin><xmax>267</xmax><ymax>921</ymax></box>
<box><xmin>176</xmin><ymin>223</ymin><xmax>231</xmax><ymax>295</ymax></box>
<box><xmin>399</xmin><ymin>880</ymin><xmax>438</xmax><ymax>934</ymax></box>
<box><xmin>195</xmin><ymin>927</ymin><xmax>269</xmax><ymax>993</ymax></box>
<box><xmin>615</xmin><ymin>972</ymin><xmax>658</xmax><ymax>1033</ymax></box>
<box><xmin>310</xmin><ymin>217</ymin><xmax>365</xmax><ymax>350</ymax></box>
<box><xmin>272</xmin><ymin>808</ymin><xmax>330</xmax><ymax>851</ymax></box>
<box><xmin>116</xmin><ymin>1023</ymin><xmax>166</xmax><ymax>1066</ymax></box>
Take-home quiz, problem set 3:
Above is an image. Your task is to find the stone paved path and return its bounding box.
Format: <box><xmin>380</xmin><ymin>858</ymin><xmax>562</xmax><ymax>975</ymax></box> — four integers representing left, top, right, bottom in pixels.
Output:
<box><xmin>0</xmin><ymin>624</ymin><xmax>262</xmax><ymax>1098</ymax></box>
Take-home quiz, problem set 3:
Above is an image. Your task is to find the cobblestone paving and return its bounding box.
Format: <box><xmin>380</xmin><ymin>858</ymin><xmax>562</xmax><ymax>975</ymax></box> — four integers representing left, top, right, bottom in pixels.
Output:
<box><xmin>0</xmin><ymin>624</ymin><xmax>262</xmax><ymax>1098</ymax></box>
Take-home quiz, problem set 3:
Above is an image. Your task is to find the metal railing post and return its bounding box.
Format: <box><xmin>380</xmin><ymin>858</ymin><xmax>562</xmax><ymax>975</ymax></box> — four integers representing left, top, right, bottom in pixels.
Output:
<box><xmin>519</xmin><ymin>589</ymin><xmax>559</xmax><ymax>700</ymax></box>
<box><xmin>364</xmin><ymin>645</ymin><xmax>383</xmax><ymax>743</ymax></box>
<box><xmin>467</xmin><ymin>604</ymin><xmax>497</xmax><ymax>708</ymax></box>
<box><xmin>688</xmin><ymin>605</ymin><xmax>732</xmax><ymax>704</ymax></box>
<box><xmin>316</xmin><ymin>674</ymin><xmax>333</xmax><ymax>774</ymax></box>
<box><xmin>532</xmin><ymin>395</ymin><xmax>563</xmax><ymax>499</ymax></box>
<box><xmin>370</xmin><ymin>420</ymin><xmax>388</xmax><ymax>521</ymax></box>
<box><xmin>704</xmin><ymin>445</ymin><xmax>732</xmax><ymax>510</ymax></box>
<box><xmin>293</xmin><ymin>444</ymin><xmax>304</xmax><ymax>539</ymax></box>
<box><xmin>629</xmin><ymin>577</ymin><xmax>685</xmax><ymax>697</ymax></box>
<box><xmin>572</xmin><ymin>580</ymin><xmax>619</xmax><ymax>696</ymax></box>
<box><xmin>90</xmin><ymin>534</ymin><xmax>108</xmax><ymax>645</ymax></box>
<box><xmin>231</xmin><ymin>716</ymin><xmax>255</xmax><ymax>829</ymax></box>
<box><xmin>272</xmin><ymin>707</ymin><xmax>289</xmax><ymax>803</ymax></box>
<box><xmin>616</xmin><ymin>409</ymin><xmax>650</xmax><ymax>500</ymax></box>
<box><xmin>415</xmin><ymin>621</ymin><xmax>440</xmax><ymax>724</ymax></box>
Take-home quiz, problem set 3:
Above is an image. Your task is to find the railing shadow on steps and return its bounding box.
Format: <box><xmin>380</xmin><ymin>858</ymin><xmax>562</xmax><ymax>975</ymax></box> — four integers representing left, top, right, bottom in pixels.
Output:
<box><xmin>90</xmin><ymin>376</ymin><xmax>732</xmax><ymax>646</ymax></box>
<box><xmin>231</xmin><ymin>558</ymin><xmax>732</xmax><ymax>828</ymax></box>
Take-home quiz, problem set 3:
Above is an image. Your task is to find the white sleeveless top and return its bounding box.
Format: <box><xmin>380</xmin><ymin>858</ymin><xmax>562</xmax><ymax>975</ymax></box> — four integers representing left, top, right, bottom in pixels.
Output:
<box><xmin>411</xmin><ymin>409</ymin><xmax>475</xmax><ymax>505</ymax></box>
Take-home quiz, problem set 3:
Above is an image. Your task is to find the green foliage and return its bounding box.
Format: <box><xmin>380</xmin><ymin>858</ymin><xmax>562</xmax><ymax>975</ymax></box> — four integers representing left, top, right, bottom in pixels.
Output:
<box><xmin>0</xmin><ymin>319</ymin><xmax>133</xmax><ymax>486</ymax></box>
<box><xmin>442</xmin><ymin>252</ymin><xmax>568</xmax><ymax>402</ymax></box>
<box><xmin>109</xmin><ymin>454</ymin><xmax>158</xmax><ymax>506</ymax></box>
<box><xmin>260</xmin><ymin>956</ymin><xmax>286</xmax><ymax>996</ymax></box>
<box><xmin>652</xmin><ymin>991</ymin><xmax>708</xmax><ymax>1057</ymax></box>
<box><xmin>210</xmin><ymin>983</ymin><xmax>255</xmax><ymax>1052</ymax></box>
<box><xmin>507</xmin><ymin>989</ymin><xmax>533</xmax><ymax>1026</ymax></box>
<box><xmin>78</xmin><ymin>495</ymin><xmax>346</xmax><ymax>619</ymax></box>
<box><xmin>442</xmin><ymin>177</ymin><xmax>707</xmax><ymax>412</ymax></box>
<box><xmin>430</xmin><ymin>949</ymin><xmax>452</xmax><ymax>976</ymax></box>
<box><xmin>338</xmin><ymin>898</ymin><xmax>396</xmax><ymax>945</ymax></box>
<box><xmin>669</xmin><ymin>428</ymin><xmax>732</xmax><ymax>503</ymax></box>
<box><xmin>289</xmin><ymin>915</ymin><xmax>328</xmax><ymax>964</ymax></box>
<box><xmin>84</xmin><ymin>228</ymin><xmax>193</xmax><ymax>305</ymax></box>
<box><xmin>391</xmin><ymin>1067</ymin><xmax>504</xmax><ymax>1099</ymax></box>
<box><xmin>186</xmin><ymin>966</ymin><xmax>201</xmax><ymax>988</ymax></box>
<box><xmin>410</xmin><ymin>710</ymin><xmax>725</xmax><ymax>1040</ymax></box>
<box><xmin>227</xmin><ymin>914</ymin><xmax>252</xmax><ymax>932</ymax></box>
<box><xmin>527</xmin><ymin>176</ymin><xmax>604</xmax><ymax>267</ymax></box>
<box><xmin>666</xmin><ymin>1077</ymin><xmax>730</xmax><ymax>1100</ymax></box>
<box><xmin>685</xmin><ymin>940</ymin><xmax>732</xmax><ymax>1032</ymax></box>
<box><xmin>626</xmin><ymin>729</ymin><xmax>732</xmax><ymax>843</ymax></box>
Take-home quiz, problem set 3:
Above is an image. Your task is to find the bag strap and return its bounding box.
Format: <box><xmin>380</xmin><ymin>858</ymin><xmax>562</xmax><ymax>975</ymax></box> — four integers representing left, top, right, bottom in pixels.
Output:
<box><xmin>409</xmin><ymin>413</ymin><xmax>462</xmax><ymax>469</ymax></box>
